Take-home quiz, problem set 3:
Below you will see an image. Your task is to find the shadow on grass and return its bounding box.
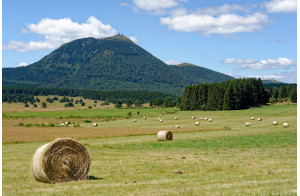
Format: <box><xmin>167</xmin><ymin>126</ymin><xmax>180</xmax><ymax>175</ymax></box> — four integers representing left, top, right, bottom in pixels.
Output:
<box><xmin>88</xmin><ymin>176</ymin><xmax>103</xmax><ymax>180</ymax></box>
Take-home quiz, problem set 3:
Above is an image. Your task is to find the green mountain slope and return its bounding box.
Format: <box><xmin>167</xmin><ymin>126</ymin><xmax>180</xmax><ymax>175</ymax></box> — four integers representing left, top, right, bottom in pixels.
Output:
<box><xmin>3</xmin><ymin>35</ymin><xmax>233</xmax><ymax>95</ymax></box>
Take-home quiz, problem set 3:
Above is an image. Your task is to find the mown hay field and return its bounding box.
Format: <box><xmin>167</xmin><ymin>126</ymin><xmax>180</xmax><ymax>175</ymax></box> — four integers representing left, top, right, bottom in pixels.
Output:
<box><xmin>2</xmin><ymin>103</ymin><xmax>297</xmax><ymax>195</ymax></box>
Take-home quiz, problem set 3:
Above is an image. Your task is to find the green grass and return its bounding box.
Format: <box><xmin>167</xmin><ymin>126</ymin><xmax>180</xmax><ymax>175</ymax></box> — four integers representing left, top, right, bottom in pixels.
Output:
<box><xmin>3</xmin><ymin>107</ymin><xmax>178</xmax><ymax>119</ymax></box>
<box><xmin>2</xmin><ymin>104</ymin><xmax>297</xmax><ymax>195</ymax></box>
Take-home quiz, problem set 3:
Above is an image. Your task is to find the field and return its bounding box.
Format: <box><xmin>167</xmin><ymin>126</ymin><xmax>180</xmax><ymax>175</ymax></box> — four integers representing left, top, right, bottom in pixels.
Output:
<box><xmin>2</xmin><ymin>101</ymin><xmax>297</xmax><ymax>195</ymax></box>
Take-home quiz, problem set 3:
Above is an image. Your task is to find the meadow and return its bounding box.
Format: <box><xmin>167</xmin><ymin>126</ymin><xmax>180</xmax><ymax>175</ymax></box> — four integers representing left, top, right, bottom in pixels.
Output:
<box><xmin>2</xmin><ymin>102</ymin><xmax>297</xmax><ymax>195</ymax></box>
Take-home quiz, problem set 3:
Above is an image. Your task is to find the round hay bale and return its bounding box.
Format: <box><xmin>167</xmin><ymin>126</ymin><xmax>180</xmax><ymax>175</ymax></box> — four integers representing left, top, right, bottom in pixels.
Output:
<box><xmin>192</xmin><ymin>116</ymin><xmax>195</xmax><ymax>119</ymax></box>
<box><xmin>133</xmin><ymin>119</ymin><xmax>137</xmax><ymax>122</ymax></box>
<box><xmin>257</xmin><ymin>118</ymin><xmax>262</xmax><ymax>121</ymax></box>
<box><xmin>199</xmin><ymin>117</ymin><xmax>202</xmax><ymax>120</ymax></box>
<box><xmin>92</xmin><ymin>123</ymin><xmax>98</xmax><ymax>127</ymax></box>
<box><xmin>32</xmin><ymin>138</ymin><xmax>90</xmax><ymax>184</ymax></box>
<box><xmin>159</xmin><ymin>114</ymin><xmax>162</xmax><ymax>117</ymax></box>
<box><xmin>174</xmin><ymin>125</ymin><xmax>180</xmax><ymax>128</ymax></box>
<box><xmin>159</xmin><ymin>119</ymin><xmax>163</xmax><ymax>123</ymax></box>
<box><xmin>273</xmin><ymin>121</ymin><xmax>278</xmax><ymax>125</ymax></box>
<box><xmin>208</xmin><ymin>119</ymin><xmax>212</xmax><ymax>122</ymax></box>
<box><xmin>251</xmin><ymin>117</ymin><xmax>255</xmax><ymax>120</ymax></box>
<box><xmin>283</xmin><ymin>123</ymin><xmax>289</xmax><ymax>127</ymax></box>
<box><xmin>157</xmin><ymin>131</ymin><xmax>173</xmax><ymax>141</ymax></box>
<box><xmin>204</xmin><ymin>118</ymin><xmax>208</xmax><ymax>121</ymax></box>
<box><xmin>60</xmin><ymin>123</ymin><xmax>65</xmax><ymax>127</ymax></box>
<box><xmin>157</xmin><ymin>118</ymin><xmax>161</xmax><ymax>121</ymax></box>
<box><xmin>174</xmin><ymin>117</ymin><xmax>178</xmax><ymax>120</ymax></box>
<box><xmin>245</xmin><ymin>122</ymin><xmax>251</xmax><ymax>126</ymax></box>
<box><xmin>143</xmin><ymin>117</ymin><xmax>147</xmax><ymax>119</ymax></box>
<box><xmin>195</xmin><ymin>122</ymin><xmax>200</xmax><ymax>126</ymax></box>
<box><xmin>65</xmin><ymin>122</ymin><xmax>69</xmax><ymax>125</ymax></box>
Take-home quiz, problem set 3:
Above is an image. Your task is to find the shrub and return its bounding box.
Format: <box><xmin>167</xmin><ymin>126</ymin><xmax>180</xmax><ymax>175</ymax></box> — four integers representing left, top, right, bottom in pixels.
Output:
<box><xmin>24</xmin><ymin>103</ymin><xmax>29</xmax><ymax>107</ymax></box>
<box><xmin>18</xmin><ymin>122</ymin><xmax>25</xmax><ymax>126</ymax></box>
<box><xmin>88</xmin><ymin>106</ymin><xmax>92</xmax><ymax>109</ymax></box>
<box><xmin>84</xmin><ymin>120</ymin><xmax>92</xmax><ymax>123</ymax></box>
<box><xmin>42</xmin><ymin>102</ymin><xmax>47</xmax><ymax>108</ymax></box>
<box><xmin>128</xmin><ymin>112</ymin><xmax>132</xmax><ymax>117</ymax></box>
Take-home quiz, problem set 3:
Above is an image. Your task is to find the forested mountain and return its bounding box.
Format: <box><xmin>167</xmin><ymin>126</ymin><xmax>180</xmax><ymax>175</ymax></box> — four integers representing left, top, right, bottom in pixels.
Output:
<box><xmin>3</xmin><ymin>35</ymin><xmax>233</xmax><ymax>95</ymax></box>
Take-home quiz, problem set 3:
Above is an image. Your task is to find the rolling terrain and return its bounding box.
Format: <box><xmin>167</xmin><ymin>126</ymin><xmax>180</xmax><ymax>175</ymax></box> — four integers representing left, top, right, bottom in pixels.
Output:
<box><xmin>2</xmin><ymin>35</ymin><xmax>233</xmax><ymax>95</ymax></box>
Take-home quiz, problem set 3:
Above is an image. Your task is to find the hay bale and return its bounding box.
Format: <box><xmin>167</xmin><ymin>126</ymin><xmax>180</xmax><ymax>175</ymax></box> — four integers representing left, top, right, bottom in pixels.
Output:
<box><xmin>133</xmin><ymin>119</ymin><xmax>137</xmax><ymax>122</ymax></box>
<box><xmin>204</xmin><ymin>118</ymin><xmax>208</xmax><ymax>121</ymax></box>
<box><xmin>157</xmin><ymin>131</ymin><xmax>173</xmax><ymax>141</ymax></box>
<box><xmin>283</xmin><ymin>123</ymin><xmax>289</xmax><ymax>127</ymax></box>
<box><xmin>159</xmin><ymin>114</ymin><xmax>162</xmax><ymax>117</ymax></box>
<box><xmin>60</xmin><ymin>123</ymin><xmax>65</xmax><ymax>127</ymax></box>
<box><xmin>32</xmin><ymin>138</ymin><xmax>90</xmax><ymax>184</ymax></box>
<box><xmin>273</xmin><ymin>121</ymin><xmax>278</xmax><ymax>125</ymax></box>
<box><xmin>208</xmin><ymin>119</ymin><xmax>212</xmax><ymax>122</ymax></box>
<box><xmin>174</xmin><ymin>125</ymin><xmax>180</xmax><ymax>128</ymax></box>
<box><xmin>195</xmin><ymin>122</ymin><xmax>200</xmax><ymax>126</ymax></box>
<box><xmin>174</xmin><ymin>117</ymin><xmax>178</xmax><ymax>120</ymax></box>
<box><xmin>92</xmin><ymin>123</ymin><xmax>98</xmax><ymax>127</ymax></box>
<box><xmin>199</xmin><ymin>118</ymin><xmax>202</xmax><ymax>120</ymax></box>
<box><xmin>257</xmin><ymin>118</ymin><xmax>262</xmax><ymax>121</ymax></box>
<box><xmin>157</xmin><ymin>118</ymin><xmax>161</xmax><ymax>121</ymax></box>
<box><xmin>65</xmin><ymin>122</ymin><xmax>69</xmax><ymax>125</ymax></box>
<box><xmin>251</xmin><ymin>117</ymin><xmax>255</xmax><ymax>120</ymax></box>
<box><xmin>143</xmin><ymin>117</ymin><xmax>147</xmax><ymax>119</ymax></box>
<box><xmin>192</xmin><ymin>116</ymin><xmax>195</xmax><ymax>119</ymax></box>
<box><xmin>245</xmin><ymin>122</ymin><xmax>251</xmax><ymax>126</ymax></box>
<box><xmin>159</xmin><ymin>119</ymin><xmax>163</xmax><ymax>123</ymax></box>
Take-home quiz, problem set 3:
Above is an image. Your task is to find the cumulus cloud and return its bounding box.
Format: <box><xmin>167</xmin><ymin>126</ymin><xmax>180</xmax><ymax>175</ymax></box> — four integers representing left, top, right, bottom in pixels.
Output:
<box><xmin>132</xmin><ymin>0</ymin><xmax>187</xmax><ymax>14</ymax></box>
<box><xmin>129</xmin><ymin>36</ymin><xmax>139</xmax><ymax>43</ymax></box>
<box><xmin>160</xmin><ymin>12</ymin><xmax>268</xmax><ymax>36</ymax></box>
<box><xmin>223</xmin><ymin>57</ymin><xmax>297</xmax><ymax>70</ymax></box>
<box><xmin>248</xmin><ymin>71</ymin><xmax>297</xmax><ymax>83</ymax></box>
<box><xmin>264</xmin><ymin>0</ymin><xmax>297</xmax><ymax>13</ymax></box>
<box><xmin>3</xmin><ymin>16</ymin><xmax>116</xmax><ymax>52</ymax></box>
<box><xmin>18</xmin><ymin>62</ymin><xmax>28</xmax><ymax>67</ymax></box>
<box><xmin>165</xmin><ymin>59</ymin><xmax>182</xmax><ymax>65</ymax></box>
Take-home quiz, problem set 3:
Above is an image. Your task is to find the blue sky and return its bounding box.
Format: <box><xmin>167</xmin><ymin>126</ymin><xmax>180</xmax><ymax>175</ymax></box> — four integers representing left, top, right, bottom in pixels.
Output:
<box><xmin>2</xmin><ymin>0</ymin><xmax>297</xmax><ymax>83</ymax></box>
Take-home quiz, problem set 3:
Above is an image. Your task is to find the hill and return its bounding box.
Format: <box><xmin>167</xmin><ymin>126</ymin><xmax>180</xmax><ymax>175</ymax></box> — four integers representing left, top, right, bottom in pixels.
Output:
<box><xmin>2</xmin><ymin>35</ymin><xmax>233</xmax><ymax>95</ymax></box>
<box><xmin>262</xmin><ymin>79</ymin><xmax>283</xmax><ymax>84</ymax></box>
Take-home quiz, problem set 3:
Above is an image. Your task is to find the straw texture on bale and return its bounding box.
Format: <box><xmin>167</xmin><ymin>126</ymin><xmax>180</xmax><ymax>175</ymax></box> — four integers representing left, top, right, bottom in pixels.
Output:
<box><xmin>157</xmin><ymin>131</ymin><xmax>173</xmax><ymax>141</ymax></box>
<box><xmin>273</xmin><ymin>121</ymin><xmax>278</xmax><ymax>125</ymax></box>
<box><xmin>32</xmin><ymin>138</ymin><xmax>90</xmax><ymax>184</ymax></box>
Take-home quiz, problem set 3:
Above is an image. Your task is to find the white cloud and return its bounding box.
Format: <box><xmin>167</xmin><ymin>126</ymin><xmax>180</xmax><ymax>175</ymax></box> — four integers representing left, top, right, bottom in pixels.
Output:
<box><xmin>225</xmin><ymin>73</ymin><xmax>239</xmax><ymax>78</ymax></box>
<box><xmin>132</xmin><ymin>0</ymin><xmax>187</xmax><ymax>14</ymax></box>
<box><xmin>248</xmin><ymin>71</ymin><xmax>297</xmax><ymax>83</ymax></box>
<box><xmin>160</xmin><ymin>12</ymin><xmax>268</xmax><ymax>36</ymax></box>
<box><xmin>18</xmin><ymin>62</ymin><xmax>28</xmax><ymax>67</ymax></box>
<box><xmin>264</xmin><ymin>0</ymin><xmax>297</xmax><ymax>13</ymax></box>
<box><xmin>120</xmin><ymin>2</ymin><xmax>130</xmax><ymax>7</ymax></box>
<box><xmin>3</xmin><ymin>16</ymin><xmax>116</xmax><ymax>52</ymax></box>
<box><xmin>129</xmin><ymin>36</ymin><xmax>139</xmax><ymax>43</ymax></box>
<box><xmin>223</xmin><ymin>57</ymin><xmax>297</xmax><ymax>70</ymax></box>
<box><xmin>165</xmin><ymin>59</ymin><xmax>182</xmax><ymax>65</ymax></box>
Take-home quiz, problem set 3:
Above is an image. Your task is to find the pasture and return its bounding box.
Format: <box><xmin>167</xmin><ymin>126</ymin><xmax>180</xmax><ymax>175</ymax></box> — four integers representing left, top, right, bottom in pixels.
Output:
<box><xmin>2</xmin><ymin>103</ymin><xmax>297</xmax><ymax>195</ymax></box>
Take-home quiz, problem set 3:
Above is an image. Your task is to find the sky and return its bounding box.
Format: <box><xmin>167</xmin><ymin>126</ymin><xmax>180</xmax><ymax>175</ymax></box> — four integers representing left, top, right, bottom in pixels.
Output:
<box><xmin>2</xmin><ymin>0</ymin><xmax>297</xmax><ymax>83</ymax></box>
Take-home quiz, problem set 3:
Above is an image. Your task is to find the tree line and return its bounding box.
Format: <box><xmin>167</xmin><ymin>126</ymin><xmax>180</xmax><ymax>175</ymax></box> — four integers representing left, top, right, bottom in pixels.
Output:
<box><xmin>180</xmin><ymin>78</ymin><xmax>291</xmax><ymax>111</ymax></box>
<box><xmin>2</xmin><ymin>85</ymin><xmax>178</xmax><ymax>105</ymax></box>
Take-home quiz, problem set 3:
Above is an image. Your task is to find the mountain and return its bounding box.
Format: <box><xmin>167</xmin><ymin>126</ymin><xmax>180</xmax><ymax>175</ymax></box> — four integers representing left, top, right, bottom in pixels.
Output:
<box><xmin>2</xmin><ymin>35</ymin><xmax>233</xmax><ymax>95</ymax></box>
<box><xmin>262</xmin><ymin>79</ymin><xmax>283</xmax><ymax>84</ymax></box>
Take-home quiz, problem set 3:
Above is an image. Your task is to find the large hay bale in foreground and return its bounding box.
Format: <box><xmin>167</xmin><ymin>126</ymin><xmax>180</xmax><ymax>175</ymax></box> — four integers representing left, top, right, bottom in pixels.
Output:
<box><xmin>157</xmin><ymin>131</ymin><xmax>173</xmax><ymax>141</ymax></box>
<box><xmin>32</xmin><ymin>138</ymin><xmax>91</xmax><ymax>184</ymax></box>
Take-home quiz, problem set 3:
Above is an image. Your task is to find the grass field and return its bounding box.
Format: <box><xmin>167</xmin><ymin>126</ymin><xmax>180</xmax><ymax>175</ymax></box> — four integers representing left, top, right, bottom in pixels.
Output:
<box><xmin>2</xmin><ymin>103</ymin><xmax>297</xmax><ymax>195</ymax></box>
